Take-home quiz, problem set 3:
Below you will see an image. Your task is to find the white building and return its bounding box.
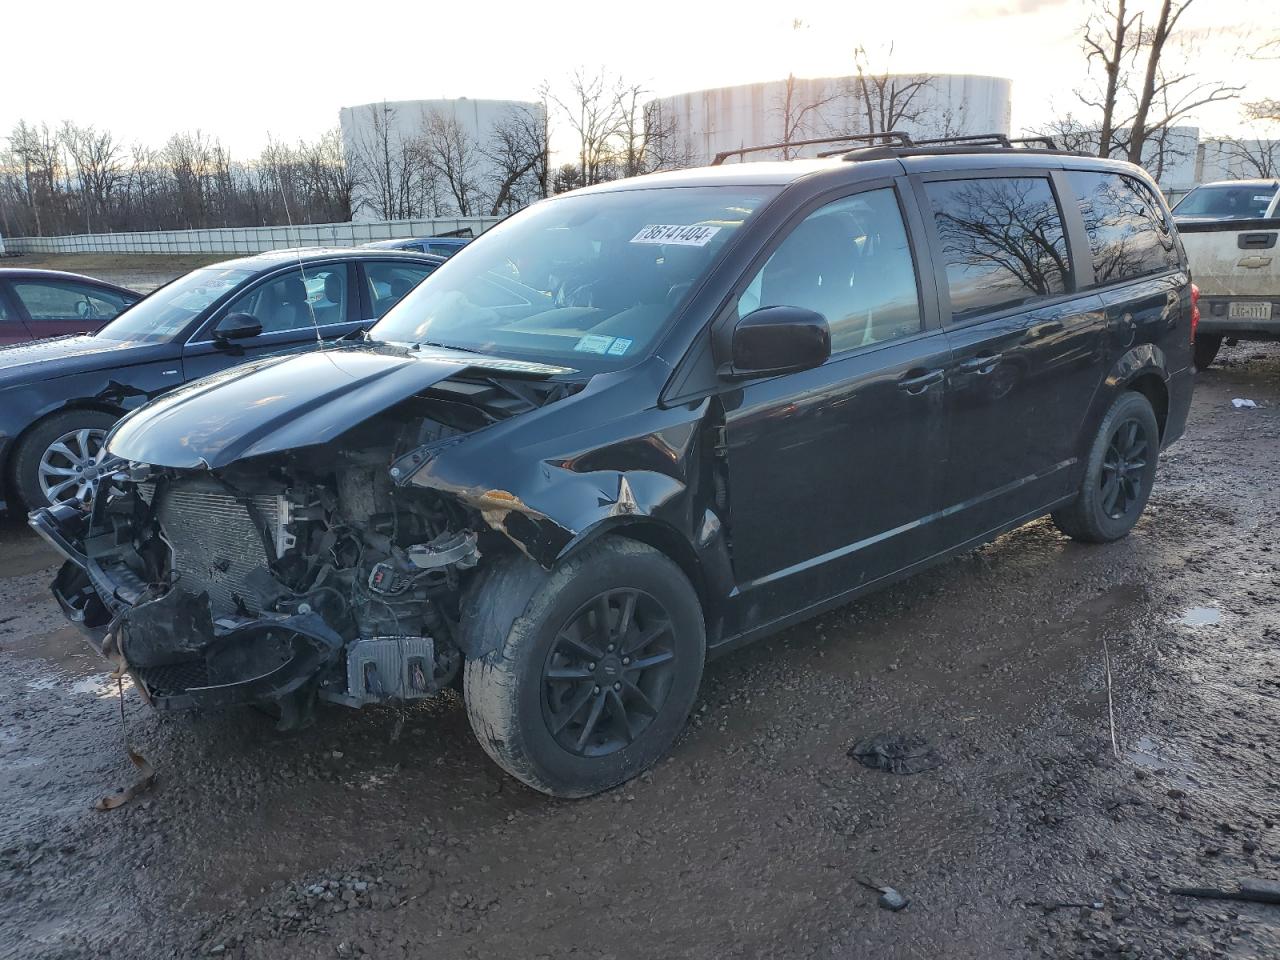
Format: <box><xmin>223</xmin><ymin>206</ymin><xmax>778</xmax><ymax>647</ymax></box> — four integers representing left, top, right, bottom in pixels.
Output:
<box><xmin>649</xmin><ymin>75</ymin><xmax>1013</xmax><ymax>166</ymax></box>
<box><xmin>339</xmin><ymin>98</ymin><xmax>543</xmax><ymax>222</ymax></box>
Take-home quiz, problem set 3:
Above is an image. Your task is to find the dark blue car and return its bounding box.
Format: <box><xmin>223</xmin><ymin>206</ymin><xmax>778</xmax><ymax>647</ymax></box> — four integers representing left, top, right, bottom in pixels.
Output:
<box><xmin>363</xmin><ymin>236</ymin><xmax>471</xmax><ymax>257</ymax></box>
<box><xmin>0</xmin><ymin>248</ymin><xmax>442</xmax><ymax>510</ymax></box>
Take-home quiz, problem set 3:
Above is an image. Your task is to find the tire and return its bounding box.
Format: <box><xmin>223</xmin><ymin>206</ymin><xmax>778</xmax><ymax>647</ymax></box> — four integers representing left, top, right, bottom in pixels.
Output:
<box><xmin>1193</xmin><ymin>334</ymin><xmax>1222</xmax><ymax>370</ymax></box>
<box><xmin>1052</xmin><ymin>391</ymin><xmax>1160</xmax><ymax>544</ymax></box>
<box><xmin>464</xmin><ymin>537</ymin><xmax>705</xmax><ymax>797</ymax></box>
<box><xmin>11</xmin><ymin>410</ymin><xmax>118</xmax><ymax>510</ymax></box>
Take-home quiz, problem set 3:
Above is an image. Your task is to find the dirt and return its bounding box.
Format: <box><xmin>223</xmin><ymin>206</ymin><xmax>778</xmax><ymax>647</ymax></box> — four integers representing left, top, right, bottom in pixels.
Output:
<box><xmin>2</xmin><ymin>253</ymin><xmax>229</xmax><ymax>294</ymax></box>
<box><xmin>2</xmin><ymin>340</ymin><xmax>1279</xmax><ymax>960</ymax></box>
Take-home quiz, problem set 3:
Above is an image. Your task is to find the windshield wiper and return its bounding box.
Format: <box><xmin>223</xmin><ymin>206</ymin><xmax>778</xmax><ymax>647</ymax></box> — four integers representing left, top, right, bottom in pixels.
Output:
<box><xmin>411</xmin><ymin>340</ymin><xmax>487</xmax><ymax>356</ymax></box>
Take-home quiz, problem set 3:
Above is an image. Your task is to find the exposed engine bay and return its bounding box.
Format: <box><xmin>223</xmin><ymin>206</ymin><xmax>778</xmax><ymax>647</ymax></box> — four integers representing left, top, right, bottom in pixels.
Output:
<box><xmin>33</xmin><ymin>369</ymin><xmax>575</xmax><ymax>727</ymax></box>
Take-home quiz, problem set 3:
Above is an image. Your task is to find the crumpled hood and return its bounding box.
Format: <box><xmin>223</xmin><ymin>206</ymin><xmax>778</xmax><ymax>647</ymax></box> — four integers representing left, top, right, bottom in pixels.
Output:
<box><xmin>106</xmin><ymin>342</ymin><xmax>573</xmax><ymax>469</ymax></box>
<box><xmin>0</xmin><ymin>335</ymin><xmax>154</xmax><ymax>380</ymax></box>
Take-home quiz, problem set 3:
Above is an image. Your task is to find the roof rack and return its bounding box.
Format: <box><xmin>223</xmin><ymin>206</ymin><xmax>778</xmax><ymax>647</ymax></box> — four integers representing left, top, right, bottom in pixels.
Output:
<box><xmin>711</xmin><ymin>132</ymin><xmax>914</xmax><ymax>165</ymax></box>
<box><xmin>710</xmin><ymin>131</ymin><xmax>1063</xmax><ymax>166</ymax></box>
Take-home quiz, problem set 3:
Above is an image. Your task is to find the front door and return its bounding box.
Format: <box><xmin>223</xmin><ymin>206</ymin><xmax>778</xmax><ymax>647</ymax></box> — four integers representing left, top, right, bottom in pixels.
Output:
<box><xmin>915</xmin><ymin>173</ymin><xmax>1107</xmax><ymax>544</ymax></box>
<box><xmin>181</xmin><ymin>263</ymin><xmax>362</xmax><ymax>381</ymax></box>
<box><xmin>720</xmin><ymin>186</ymin><xmax>950</xmax><ymax>630</ymax></box>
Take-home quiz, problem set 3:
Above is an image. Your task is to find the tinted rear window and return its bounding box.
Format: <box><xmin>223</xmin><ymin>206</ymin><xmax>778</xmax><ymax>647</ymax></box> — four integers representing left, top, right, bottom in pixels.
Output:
<box><xmin>924</xmin><ymin>176</ymin><xmax>1071</xmax><ymax>322</ymax></box>
<box><xmin>1067</xmin><ymin>171</ymin><xmax>1178</xmax><ymax>285</ymax></box>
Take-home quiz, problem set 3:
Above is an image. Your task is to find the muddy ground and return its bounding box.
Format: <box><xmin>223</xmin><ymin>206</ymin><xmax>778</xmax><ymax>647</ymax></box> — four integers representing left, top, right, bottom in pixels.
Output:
<box><xmin>1</xmin><ymin>272</ymin><xmax>1278</xmax><ymax>957</ymax></box>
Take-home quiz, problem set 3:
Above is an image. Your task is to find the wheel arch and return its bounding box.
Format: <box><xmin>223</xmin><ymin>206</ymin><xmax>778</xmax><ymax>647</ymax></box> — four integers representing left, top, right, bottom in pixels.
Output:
<box><xmin>557</xmin><ymin>516</ymin><xmax>709</xmax><ymax>616</ymax></box>
<box><xmin>1079</xmin><ymin>343</ymin><xmax>1171</xmax><ymax>455</ymax></box>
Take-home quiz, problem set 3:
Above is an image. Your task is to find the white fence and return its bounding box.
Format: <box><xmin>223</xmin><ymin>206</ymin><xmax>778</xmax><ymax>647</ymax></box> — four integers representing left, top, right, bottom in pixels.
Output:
<box><xmin>2</xmin><ymin>216</ymin><xmax>504</xmax><ymax>256</ymax></box>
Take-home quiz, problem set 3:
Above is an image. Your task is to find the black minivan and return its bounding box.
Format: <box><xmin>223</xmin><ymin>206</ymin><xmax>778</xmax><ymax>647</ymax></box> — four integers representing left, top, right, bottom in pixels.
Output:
<box><xmin>34</xmin><ymin>135</ymin><xmax>1195</xmax><ymax>797</ymax></box>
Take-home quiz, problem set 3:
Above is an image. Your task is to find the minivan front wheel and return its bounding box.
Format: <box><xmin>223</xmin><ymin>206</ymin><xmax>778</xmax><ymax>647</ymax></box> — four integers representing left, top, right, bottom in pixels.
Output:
<box><xmin>1052</xmin><ymin>391</ymin><xmax>1160</xmax><ymax>543</ymax></box>
<box><xmin>464</xmin><ymin>538</ymin><xmax>705</xmax><ymax>797</ymax></box>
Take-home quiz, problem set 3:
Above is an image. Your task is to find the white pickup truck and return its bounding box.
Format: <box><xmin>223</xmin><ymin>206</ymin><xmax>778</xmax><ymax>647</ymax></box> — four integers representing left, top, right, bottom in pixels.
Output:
<box><xmin>1173</xmin><ymin>178</ymin><xmax>1280</xmax><ymax>368</ymax></box>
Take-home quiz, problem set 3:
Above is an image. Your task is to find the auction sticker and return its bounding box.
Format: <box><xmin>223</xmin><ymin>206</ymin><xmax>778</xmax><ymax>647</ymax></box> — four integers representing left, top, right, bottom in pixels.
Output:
<box><xmin>631</xmin><ymin>224</ymin><xmax>721</xmax><ymax>246</ymax></box>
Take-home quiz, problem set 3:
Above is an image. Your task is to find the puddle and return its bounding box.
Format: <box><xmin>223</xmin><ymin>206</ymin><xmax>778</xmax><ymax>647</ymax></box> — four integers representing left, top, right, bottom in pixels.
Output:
<box><xmin>71</xmin><ymin>675</ymin><xmax>129</xmax><ymax>698</ymax></box>
<box><xmin>1125</xmin><ymin>733</ymin><xmax>1201</xmax><ymax>789</ymax></box>
<box><xmin>1174</xmin><ymin>606</ymin><xmax>1222</xmax><ymax>627</ymax></box>
<box><xmin>24</xmin><ymin>673</ymin><xmax>132</xmax><ymax>698</ymax></box>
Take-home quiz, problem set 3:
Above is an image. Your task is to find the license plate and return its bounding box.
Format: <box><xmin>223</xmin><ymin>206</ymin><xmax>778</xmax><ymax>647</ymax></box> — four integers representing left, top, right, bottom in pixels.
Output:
<box><xmin>1229</xmin><ymin>301</ymin><xmax>1272</xmax><ymax>320</ymax></box>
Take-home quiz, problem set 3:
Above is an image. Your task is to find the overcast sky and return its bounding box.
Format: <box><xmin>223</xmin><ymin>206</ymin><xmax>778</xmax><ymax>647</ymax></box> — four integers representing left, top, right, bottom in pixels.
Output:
<box><xmin>3</xmin><ymin>0</ymin><xmax>1275</xmax><ymax>157</ymax></box>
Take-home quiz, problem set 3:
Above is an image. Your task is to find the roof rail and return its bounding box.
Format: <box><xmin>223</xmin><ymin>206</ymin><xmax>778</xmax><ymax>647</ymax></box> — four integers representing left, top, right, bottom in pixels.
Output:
<box><xmin>838</xmin><ymin>131</ymin><xmax>1063</xmax><ymax>160</ymax></box>
<box><xmin>711</xmin><ymin>132</ymin><xmax>914</xmax><ymax>165</ymax></box>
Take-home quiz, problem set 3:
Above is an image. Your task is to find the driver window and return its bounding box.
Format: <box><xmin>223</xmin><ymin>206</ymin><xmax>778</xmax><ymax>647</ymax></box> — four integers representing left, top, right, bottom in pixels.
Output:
<box><xmin>223</xmin><ymin>266</ymin><xmax>347</xmax><ymax>334</ymax></box>
<box><xmin>12</xmin><ymin>281</ymin><xmax>129</xmax><ymax>322</ymax></box>
<box><xmin>736</xmin><ymin>188</ymin><xmax>922</xmax><ymax>354</ymax></box>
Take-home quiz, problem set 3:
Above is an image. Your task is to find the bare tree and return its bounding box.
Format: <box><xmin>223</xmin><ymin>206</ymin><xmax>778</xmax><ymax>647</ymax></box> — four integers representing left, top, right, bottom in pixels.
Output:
<box><xmin>1074</xmin><ymin>0</ymin><xmax>1241</xmax><ymax>166</ymax></box>
<box><xmin>1082</xmin><ymin>0</ymin><xmax>1138</xmax><ymax>157</ymax></box>
<box><xmin>60</xmin><ymin>123</ymin><xmax>123</xmax><ymax>232</ymax></box>
<box><xmin>640</xmin><ymin>99</ymin><xmax>695</xmax><ymax>172</ymax></box>
<box><xmin>851</xmin><ymin>44</ymin><xmax>933</xmax><ymax>136</ymax></box>
<box><xmin>772</xmin><ymin>75</ymin><xmax>842</xmax><ymax>158</ymax></box>
<box><xmin>1215</xmin><ymin>136</ymin><xmax>1280</xmax><ymax>178</ymax></box>
<box><xmin>549</xmin><ymin>68</ymin><xmax>626</xmax><ymax>186</ymax></box>
<box><xmin>484</xmin><ymin>104</ymin><xmax>548</xmax><ymax>216</ymax></box>
<box><xmin>343</xmin><ymin>102</ymin><xmax>425</xmax><ymax>220</ymax></box>
<box><xmin>419</xmin><ymin>109</ymin><xmax>484</xmax><ymax>217</ymax></box>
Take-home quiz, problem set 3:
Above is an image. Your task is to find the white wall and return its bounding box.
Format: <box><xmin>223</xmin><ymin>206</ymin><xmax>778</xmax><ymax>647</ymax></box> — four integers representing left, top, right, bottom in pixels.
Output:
<box><xmin>2</xmin><ymin>217</ymin><xmax>502</xmax><ymax>255</ymax></box>
<box><xmin>651</xmin><ymin>74</ymin><xmax>1012</xmax><ymax>165</ymax></box>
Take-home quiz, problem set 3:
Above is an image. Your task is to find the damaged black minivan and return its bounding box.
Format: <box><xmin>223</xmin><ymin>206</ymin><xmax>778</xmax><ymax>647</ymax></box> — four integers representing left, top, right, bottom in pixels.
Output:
<box><xmin>32</xmin><ymin>136</ymin><xmax>1195</xmax><ymax>796</ymax></box>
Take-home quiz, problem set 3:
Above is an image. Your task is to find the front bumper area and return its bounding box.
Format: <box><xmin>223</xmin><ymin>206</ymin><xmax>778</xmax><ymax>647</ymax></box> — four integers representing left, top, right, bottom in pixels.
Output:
<box><xmin>34</xmin><ymin>504</ymin><xmax>344</xmax><ymax>712</ymax></box>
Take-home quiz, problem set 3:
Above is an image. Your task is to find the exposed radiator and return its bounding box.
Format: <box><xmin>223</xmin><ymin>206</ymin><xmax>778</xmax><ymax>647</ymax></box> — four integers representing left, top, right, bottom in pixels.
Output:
<box><xmin>153</xmin><ymin>479</ymin><xmax>292</xmax><ymax>618</ymax></box>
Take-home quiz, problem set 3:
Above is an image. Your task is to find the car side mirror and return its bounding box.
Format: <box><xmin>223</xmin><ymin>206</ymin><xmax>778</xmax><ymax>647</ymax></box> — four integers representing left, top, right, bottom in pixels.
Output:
<box><xmin>214</xmin><ymin>313</ymin><xmax>263</xmax><ymax>342</ymax></box>
<box><xmin>725</xmin><ymin>306</ymin><xmax>831</xmax><ymax>378</ymax></box>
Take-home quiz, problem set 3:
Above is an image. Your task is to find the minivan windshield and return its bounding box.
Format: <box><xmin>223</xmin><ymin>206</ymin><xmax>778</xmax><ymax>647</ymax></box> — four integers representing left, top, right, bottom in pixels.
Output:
<box><xmin>1173</xmin><ymin>183</ymin><xmax>1278</xmax><ymax>221</ymax></box>
<box><xmin>95</xmin><ymin>266</ymin><xmax>257</xmax><ymax>342</ymax></box>
<box><xmin>370</xmin><ymin>185</ymin><xmax>778</xmax><ymax>370</ymax></box>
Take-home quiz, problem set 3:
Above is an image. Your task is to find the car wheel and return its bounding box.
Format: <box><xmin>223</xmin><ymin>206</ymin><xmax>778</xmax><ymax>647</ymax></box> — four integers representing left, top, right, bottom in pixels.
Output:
<box><xmin>1052</xmin><ymin>391</ymin><xmax>1160</xmax><ymax>544</ymax></box>
<box><xmin>1193</xmin><ymin>334</ymin><xmax>1222</xmax><ymax>370</ymax></box>
<box><xmin>464</xmin><ymin>537</ymin><xmax>705</xmax><ymax>797</ymax></box>
<box><xmin>12</xmin><ymin>410</ymin><xmax>118</xmax><ymax>510</ymax></box>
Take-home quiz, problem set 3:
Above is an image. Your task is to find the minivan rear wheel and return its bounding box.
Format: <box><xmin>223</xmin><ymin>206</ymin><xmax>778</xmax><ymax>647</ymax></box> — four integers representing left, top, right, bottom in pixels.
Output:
<box><xmin>1193</xmin><ymin>334</ymin><xmax>1222</xmax><ymax>370</ymax></box>
<box><xmin>464</xmin><ymin>538</ymin><xmax>705</xmax><ymax>797</ymax></box>
<box><xmin>1052</xmin><ymin>391</ymin><xmax>1160</xmax><ymax>544</ymax></box>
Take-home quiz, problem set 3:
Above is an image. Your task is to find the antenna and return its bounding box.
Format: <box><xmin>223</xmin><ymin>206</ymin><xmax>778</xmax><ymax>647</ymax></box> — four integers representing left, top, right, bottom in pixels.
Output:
<box><xmin>269</xmin><ymin>132</ymin><xmax>323</xmax><ymax>348</ymax></box>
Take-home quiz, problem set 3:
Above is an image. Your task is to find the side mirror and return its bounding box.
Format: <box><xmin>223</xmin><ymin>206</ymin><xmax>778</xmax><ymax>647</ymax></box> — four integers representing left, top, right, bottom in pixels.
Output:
<box><xmin>214</xmin><ymin>313</ymin><xmax>263</xmax><ymax>342</ymax></box>
<box><xmin>726</xmin><ymin>306</ymin><xmax>831</xmax><ymax>377</ymax></box>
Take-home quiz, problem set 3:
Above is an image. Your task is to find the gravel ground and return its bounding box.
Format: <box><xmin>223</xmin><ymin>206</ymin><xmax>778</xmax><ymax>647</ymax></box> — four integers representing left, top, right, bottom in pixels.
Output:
<box><xmin>1</xmin><ymin>330</ymin><xmax>1278</xmax><ymax>959</ymax></box>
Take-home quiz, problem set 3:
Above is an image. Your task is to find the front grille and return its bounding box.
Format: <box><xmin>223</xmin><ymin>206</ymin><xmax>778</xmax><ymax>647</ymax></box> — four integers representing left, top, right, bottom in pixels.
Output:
<box><xmin>135</xmin><ymin>659</ymin><xmax>209</xmax><ymax>695</ymax></box>
<box><xmin>154</xmin><ymin>479</ymin><xmax>286</xmax><ymax>618</ymax></box>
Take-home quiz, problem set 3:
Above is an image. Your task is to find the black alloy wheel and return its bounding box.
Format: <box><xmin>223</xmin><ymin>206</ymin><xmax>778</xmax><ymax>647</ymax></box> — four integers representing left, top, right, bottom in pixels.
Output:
<box><xmin>1099</xmin><ymin>418</ymin><xmax>1150</xmax><ymax>520</ymax></box>
<box><xmin>541</xmin><ymin>588</ymin><xmax>677</xmax><ymax>757</ymax></box>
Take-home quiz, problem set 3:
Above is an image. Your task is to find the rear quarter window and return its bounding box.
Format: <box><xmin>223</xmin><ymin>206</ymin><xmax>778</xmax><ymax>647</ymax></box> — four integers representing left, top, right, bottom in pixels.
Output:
<box><xmin>1066</xmin><ymin>171</ymin><xmax>1179</xmax><ymax>285</ymax></box>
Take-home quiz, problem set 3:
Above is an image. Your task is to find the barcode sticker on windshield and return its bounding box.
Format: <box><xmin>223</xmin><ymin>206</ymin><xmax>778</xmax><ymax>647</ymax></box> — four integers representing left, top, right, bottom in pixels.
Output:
<box><xmin>574</xmin><ymin>334</ymin><xmax>615</xmax><ymax>354</ymax></box>
<box><xmin>631</xmin><ymin>224</ymin><xmax>722</xmax><ymax>246</ymax></box>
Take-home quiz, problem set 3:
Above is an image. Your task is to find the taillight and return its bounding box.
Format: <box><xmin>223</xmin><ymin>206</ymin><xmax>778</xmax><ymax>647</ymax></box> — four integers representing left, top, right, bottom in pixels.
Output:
<box><xmin>1190</xmin><ymin>283</ymin><xmax>1200</xmax><ymax>343</ymax></box>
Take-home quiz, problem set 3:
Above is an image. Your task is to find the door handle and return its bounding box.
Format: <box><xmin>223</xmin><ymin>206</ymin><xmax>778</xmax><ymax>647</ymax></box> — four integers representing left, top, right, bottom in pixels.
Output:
<box><xmin>897</xmin><ymin>367</ymin><xmax>945</xmax><ymax>394</ymax></box>
<box><xmin>958</xmin><ymin>352</ymin><xmax>1003</xmax><ymax>374</ymax></box>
